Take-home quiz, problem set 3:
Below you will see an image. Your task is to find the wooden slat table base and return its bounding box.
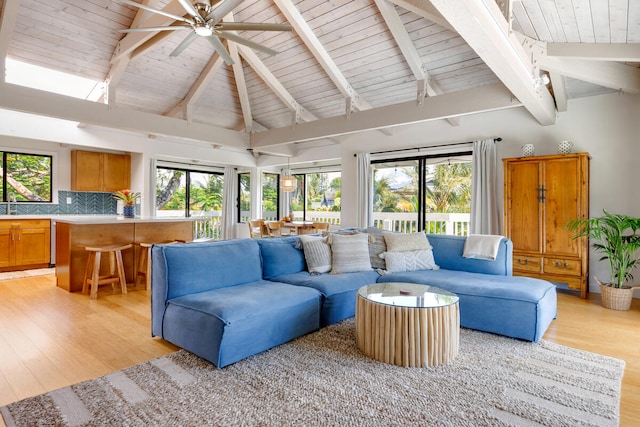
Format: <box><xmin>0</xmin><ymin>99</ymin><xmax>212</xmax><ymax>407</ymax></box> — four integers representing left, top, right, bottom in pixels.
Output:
<box><xmin>356</xmin><ymin>294</ymin><xmax>460</xmax><ymax>367</ymax></box>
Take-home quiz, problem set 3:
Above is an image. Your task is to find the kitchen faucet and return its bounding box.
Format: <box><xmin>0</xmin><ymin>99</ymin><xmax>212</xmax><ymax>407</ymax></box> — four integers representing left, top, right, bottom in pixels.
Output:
<box><xmin>7</xmin><ymin>192</ymin><xmax>17</xmax><ymax>215</ymax></box>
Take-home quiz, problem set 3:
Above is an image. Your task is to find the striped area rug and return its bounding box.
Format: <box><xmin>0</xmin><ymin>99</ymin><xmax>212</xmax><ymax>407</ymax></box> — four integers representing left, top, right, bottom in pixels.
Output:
<box><xmin>1</xmin><ymin>319</ymin><xmax>624</xmax><ymax>426</ymax></box>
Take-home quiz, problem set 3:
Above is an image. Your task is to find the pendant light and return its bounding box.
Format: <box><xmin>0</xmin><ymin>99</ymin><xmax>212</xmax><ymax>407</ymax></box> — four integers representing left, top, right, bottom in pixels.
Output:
<box><xmin>280</xmin><ymin>157</ymin><xmax>296</xmax><ymax>192</ymax></box>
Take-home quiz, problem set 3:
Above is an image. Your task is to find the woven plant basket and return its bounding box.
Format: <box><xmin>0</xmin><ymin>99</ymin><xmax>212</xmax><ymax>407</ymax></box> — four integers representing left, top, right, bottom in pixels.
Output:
<box><xmin>595</xmin><ymin>277</ymin><xmax>639</xmax><ymax>311</ymax></box>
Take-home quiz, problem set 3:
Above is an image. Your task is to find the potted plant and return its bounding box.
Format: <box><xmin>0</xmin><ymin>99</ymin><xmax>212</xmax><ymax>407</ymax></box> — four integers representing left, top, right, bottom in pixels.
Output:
<box><xmin>113</xmin><ymin>189</ymin><xmax>140</xmax><ymax>218</ymax></box>
<box><xmin>567</xmin><ymin>210</ymin><xmax>640</xmax><ymax>310</ymax></box>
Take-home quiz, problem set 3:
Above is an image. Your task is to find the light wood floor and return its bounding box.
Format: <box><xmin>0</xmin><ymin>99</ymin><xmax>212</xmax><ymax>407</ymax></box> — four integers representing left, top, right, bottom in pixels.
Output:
<box><xmin>0</xmin><ymin>275</ymin><xmax>639</xmax><ymax>426</ymax></box>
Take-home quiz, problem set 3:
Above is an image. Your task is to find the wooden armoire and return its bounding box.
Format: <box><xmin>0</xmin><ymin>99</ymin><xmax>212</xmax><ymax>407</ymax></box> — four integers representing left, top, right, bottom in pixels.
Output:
<box><xmin>503</xmin><ymin>153</ymin><xmax>590</xmax><ymax>298</ymax></box>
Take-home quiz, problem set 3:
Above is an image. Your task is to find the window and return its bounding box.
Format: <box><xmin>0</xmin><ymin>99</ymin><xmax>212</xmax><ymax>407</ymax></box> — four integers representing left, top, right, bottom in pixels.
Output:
<box><xmin>290</xmin><ymin>171</ymin><xmax>341</xmax><ymax>224</ymax></box>
<box><xmin>262</xmin><ymin>173</ymin><xmax>279</xmax><ymax>220</ymax></box>
<box><xmin>372</xmin><ymin>152</ymin><xmax>471</xmax><ymax>235</ymax></box>
<box><xmin>155</xmin><ymin>167</ymin><xmax>224</xmax><ymax>239</ymax></box>
<box><xmin>238</xmin><ymin>173</ymin><xmax>251</xmax><ymax>223</ymax></box>
<box><xmin>1</xmin><ymin>151</ymin><xmax>52</xmax><ymax>202</ymax></box>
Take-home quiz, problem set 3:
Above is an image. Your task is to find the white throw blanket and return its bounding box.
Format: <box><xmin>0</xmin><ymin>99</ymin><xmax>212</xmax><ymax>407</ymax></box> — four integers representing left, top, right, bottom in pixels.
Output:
<box><xmin>463</xmin><ymin>234</ymin><xmax>504</xmax><ymax>261</ymax></box>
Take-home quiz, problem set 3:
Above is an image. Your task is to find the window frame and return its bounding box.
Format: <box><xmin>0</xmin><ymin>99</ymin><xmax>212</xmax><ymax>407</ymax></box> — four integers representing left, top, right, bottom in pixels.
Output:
<box><xmin>371</xmin><ymin>151</ymin><xmax>472</xmax><ymax>232</ymax></box>
<box><xmin>1</xmin><ymin>150</ymin><xmax>53</xmax><ymax>203</ymax></box>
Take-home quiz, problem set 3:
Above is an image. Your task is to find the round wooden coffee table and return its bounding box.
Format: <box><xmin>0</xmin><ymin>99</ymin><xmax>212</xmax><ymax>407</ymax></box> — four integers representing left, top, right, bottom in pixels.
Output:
<box><xmin>355</xmin><ymin>282</ymin><xmax>460</xmax><ymax>367</ymax></box>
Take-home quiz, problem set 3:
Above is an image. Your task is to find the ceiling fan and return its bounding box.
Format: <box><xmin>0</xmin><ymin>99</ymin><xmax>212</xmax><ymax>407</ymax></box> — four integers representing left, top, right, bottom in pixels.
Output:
<box><xmin>117</xmin><ymin>0</ymin><xmax>292</xmax><ymax>65</ymax></box>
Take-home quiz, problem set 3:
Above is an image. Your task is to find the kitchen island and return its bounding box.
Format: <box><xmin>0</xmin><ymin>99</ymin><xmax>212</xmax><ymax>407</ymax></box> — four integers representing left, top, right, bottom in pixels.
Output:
<box><xmin>55</xmin><ymin>216</ymin><xmax>194</xmax><ymax>293</ymax></box>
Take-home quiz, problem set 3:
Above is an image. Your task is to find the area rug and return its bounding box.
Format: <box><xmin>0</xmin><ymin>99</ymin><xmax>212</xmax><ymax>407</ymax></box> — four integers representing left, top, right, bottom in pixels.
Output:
<box><xmin>0</xmin><ymin>319</ymin><xmax>624</xmax><ymax>427</ymax></box>
<box><xmin>0</xmin><ymin>268</ymin><xmax>54</xmax><ymax>281</ymax></box>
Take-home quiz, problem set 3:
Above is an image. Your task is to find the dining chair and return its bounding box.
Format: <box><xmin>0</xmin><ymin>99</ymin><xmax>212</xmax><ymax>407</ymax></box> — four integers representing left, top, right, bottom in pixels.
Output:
<box><xmin>248</xmin><ymin>219</ymin><xmax>267</xmax><ymax>238</ymax></box>
<box><xmin>266</xmin><ymin>221</ymin><xmax>292</xmax><ymax>237</ymax></box>
<box><xmin>312</xmin><ymin>222</ymin><xmax>330</xmax><ymax>233</ymax></box>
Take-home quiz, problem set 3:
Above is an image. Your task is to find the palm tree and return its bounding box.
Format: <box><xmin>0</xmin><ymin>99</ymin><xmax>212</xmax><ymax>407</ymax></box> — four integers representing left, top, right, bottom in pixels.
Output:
<box><xmin>425</xmin><ymin>163</ymin><xmax>471</xmax><ymax>213</ymax></box>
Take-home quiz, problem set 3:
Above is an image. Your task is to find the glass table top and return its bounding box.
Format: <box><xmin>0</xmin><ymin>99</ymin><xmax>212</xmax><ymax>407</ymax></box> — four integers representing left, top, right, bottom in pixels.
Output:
<box><xmin>358</xmin><ymin>282</ymin><xmax>459</xmax><ymax>308</ymax></box>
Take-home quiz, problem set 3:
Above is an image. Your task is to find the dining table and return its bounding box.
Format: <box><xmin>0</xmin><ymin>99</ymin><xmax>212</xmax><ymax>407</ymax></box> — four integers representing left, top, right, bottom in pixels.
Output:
<box><xmin>282</xmin><ymin>220</ymin><xmax>315</xmax><ymax>234</ymax></box>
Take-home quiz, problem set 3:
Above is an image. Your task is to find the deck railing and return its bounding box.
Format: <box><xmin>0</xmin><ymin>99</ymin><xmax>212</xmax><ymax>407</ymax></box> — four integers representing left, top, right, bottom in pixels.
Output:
<box><xmin>160</xmin><ymin>211</ymin><xmax>470</xmax><ymax>240</ymax></box>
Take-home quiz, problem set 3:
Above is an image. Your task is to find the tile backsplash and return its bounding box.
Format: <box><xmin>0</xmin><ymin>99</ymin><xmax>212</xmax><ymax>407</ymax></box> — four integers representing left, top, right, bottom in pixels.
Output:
<box><xmin>2</xmin><ymin>191</ymin><xmax>123</xmax><ymax>216</ymax></box>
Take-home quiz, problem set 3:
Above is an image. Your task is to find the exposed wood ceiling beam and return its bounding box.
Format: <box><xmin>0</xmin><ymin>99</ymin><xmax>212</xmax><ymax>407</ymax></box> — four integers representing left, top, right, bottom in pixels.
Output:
<box><xmin>539</xmin><ymin>56</ymin><xmax>640</xmax><ymax>95</ymax></box>
<box><xmin>111</xmin><ymin>0</ymin><xmax>186</xmax><ymax>62</ymax></box>
<box><xmin>0</xmin><ymin>0</ymin><xmax>20</xmax><ymax>81</ymax></box>
<box><xmin>251</xmin><ymin>83</ymin><xmax>521</xmax><ymax>148</ymax></box>
<box><xmin>229</xmin><ymin>43</ymin><xmax>252</xmax><ymax>133</ymax></box>
<box><xmin>237</xmin><ymin>45</ymin><xmax>317</xmax><ymax>123</ymax></box>
<box><xmin>547</xmin><ymin>43</ymin><xmax>640</xmax><ymax>62</ymax></box>
<box><xmin>226</xmin><ymin>13</ymin><xmax>253</xmax><ymax>134</ymax></box>
<box><xmin>549</xmin><ymin>72</ymin><xmax>567</xmax><ymax>112</ymax></box>
<box><xmin>389</xmin><ymin>0</ymin><xmax>454</xmax><ymax>32</ymax></box>
<box><xmin>0</xmin><ymin>82</ymin><xmax>248</xmax><ymax>149</ymax></box>
<box><xmin>406</xmin><ymin>0</ymin><xmax>556</xmax><ymax>126</ymax></box>
<box><xmin>273</xmin><ymin>0</ymin><xmax>373</xmax><ymax>113</ymax></box>
<box><xmin>165</xmin><ymin>53</ymin><xmax>225</xmax><ymax>120</ymax></box>
<box><xmin>374</xmin><ymin>0</ymin><xmax>459</xmax><ymax>126</ymax></box>
<box><xmin>102</xmin><ymin>1</ymin><xmax>161</xmax><ymax>106</ymax></box>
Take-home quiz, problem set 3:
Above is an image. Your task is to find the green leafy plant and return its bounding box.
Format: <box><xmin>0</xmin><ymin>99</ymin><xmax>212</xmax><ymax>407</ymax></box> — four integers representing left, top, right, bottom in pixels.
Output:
<box><xmin>567</xmin><ymin>210</ymin><xmax>640</xmax><ymax>288</ymax></box>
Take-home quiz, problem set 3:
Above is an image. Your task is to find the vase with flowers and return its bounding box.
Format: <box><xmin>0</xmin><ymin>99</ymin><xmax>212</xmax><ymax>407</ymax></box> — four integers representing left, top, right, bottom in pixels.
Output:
<box><xmin>113</xmin><ymin>189</ymin><xmax>140</xmax><ymax>218</ymax></box>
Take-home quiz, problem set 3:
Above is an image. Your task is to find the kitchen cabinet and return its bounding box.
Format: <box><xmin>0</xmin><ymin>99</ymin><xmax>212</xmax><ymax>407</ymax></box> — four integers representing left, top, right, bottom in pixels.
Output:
<box><xmin>503</xmin><ymin>153</ymin><xmax>590</xmax><ymax>298</ymax></box>
<box><xmin>71</xmin><ymin>150</ymin><xmax>131</xmax><ymax>192</ymax></box>
<box><xmin>0</xmin><ymin>219</ymin><xmax>51</xmax><ymax>270</ymax></box>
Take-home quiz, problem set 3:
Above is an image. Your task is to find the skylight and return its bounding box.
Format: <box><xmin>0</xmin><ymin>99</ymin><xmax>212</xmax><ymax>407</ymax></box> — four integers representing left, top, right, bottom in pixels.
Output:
<box><xmin>5</xmin><ymin>58</ymin><xmax>104</xmax><ymax>101</ymax></box>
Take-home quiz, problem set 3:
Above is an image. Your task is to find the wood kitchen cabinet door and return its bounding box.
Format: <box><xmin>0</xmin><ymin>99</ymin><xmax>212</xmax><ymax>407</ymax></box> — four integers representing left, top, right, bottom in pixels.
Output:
<box><xmin>102</xmin><ymin>153</ymin><xmax>131</xmax><ymax>192</ymax></box>
<box><xmin>71</xmin><ymin>150</ymin><xmax>102</xmax><ymax>191</ymax></box>
<box><xmin>504</xmin><ymin>153</ymin><xmax>590</xmax><ymax>298</ymax></box>
<box><xmin>15</xmin><ymin>227</ymin><xmax>51</xmax><ymax>266</ymax></box>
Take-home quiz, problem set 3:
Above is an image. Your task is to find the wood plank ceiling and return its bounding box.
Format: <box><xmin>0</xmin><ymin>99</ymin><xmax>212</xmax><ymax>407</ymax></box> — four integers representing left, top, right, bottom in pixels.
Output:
<box><xmin>0</xmin><ymin>0</ymin><xmax>639</xmax><ymax>154</ymax></box>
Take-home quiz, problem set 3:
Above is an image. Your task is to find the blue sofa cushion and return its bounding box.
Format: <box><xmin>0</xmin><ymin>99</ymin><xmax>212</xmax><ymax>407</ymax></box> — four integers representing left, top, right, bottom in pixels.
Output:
<box><xmin>272</xmin><ymin>270</ymin><xmax>380</xmax><ymax>326</ymax></box>
<box><xmin>427</xmin><ymin>234</ymin><xmax>512</xmax><ymax>275</ymax></box>
<box><xmin>160</xmin><ymin>239</ymin><xmax>263</xmax><ymax>300</ymax></box>
<box><xmin>163</xmin><ymin>280</ymin><xmax>322</xmax><ymax>368</ymax></box>
<box><xmin>168</xmin><ymin>280</ymin><xmax>321</xmax><ymax>324</ymax></box>
<box><xmin>377</xmin><ymin>269</ymin><xmax>557</xmax><ymax>342</ymax></box>
<box><xmin>258</xmin><ymin>236</ymin><xmax>306</xmax><ymax>279</ymax></box>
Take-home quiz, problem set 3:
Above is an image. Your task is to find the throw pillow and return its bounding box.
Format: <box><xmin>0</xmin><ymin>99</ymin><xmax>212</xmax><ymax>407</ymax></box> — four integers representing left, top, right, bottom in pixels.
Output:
<box><xmin>380</xmin><ymin>249</ymin><xmax>439</xmax><ymax>272</ymax></box>
<box><xmin>329</xmin><ymin>233</ymin><xmax>372</xmax><ymax>274</ymax></box>
<box><xmin>299</xmin><ymin>235</ymin><xmax>331</xmax><ymax>274</ymax></box>
<box><xmin>367</xmin><ymin>233</ymin><xmax>387</xmax><ymax>269</ymax></box>
<box><xmin>383</xmin><ymin>231</ymin><xmax>432</xmax><ymax>252</ymax></box>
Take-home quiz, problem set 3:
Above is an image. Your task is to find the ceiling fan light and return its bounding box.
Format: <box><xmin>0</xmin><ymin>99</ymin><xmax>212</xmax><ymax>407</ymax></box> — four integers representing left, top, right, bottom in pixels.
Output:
<box><xmin>194</xmin><ymin>24</ymin><xmax>213</xmax><ymax>37</ymax></box>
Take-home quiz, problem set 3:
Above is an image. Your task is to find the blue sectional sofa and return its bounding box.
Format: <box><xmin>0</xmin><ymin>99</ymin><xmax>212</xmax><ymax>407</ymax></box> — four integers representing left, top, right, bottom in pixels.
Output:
<box><xmin>151</xmin><ymin>232</ymin><xmax>557</xmax><ymax>368</ymax></box>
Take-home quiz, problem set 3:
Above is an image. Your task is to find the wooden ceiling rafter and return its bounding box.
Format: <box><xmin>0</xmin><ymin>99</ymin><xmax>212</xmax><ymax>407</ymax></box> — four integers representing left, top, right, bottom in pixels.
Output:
<box><xmin>374</xmin><ymin>0</ymin><xmax>459</xmax><ymax>126</ymax></box>
<box><xmin>226</xmin><ymin>12</ymin><xmax>254</xmax><ymax>134</ymax></box>
<box><xmin>421</xmin><ymin>0</ymin><xmax>557</xmax><ymax>126</ymax></box>
<box><xmin>0</xmin><ymin>0</ymin><xmax>20</xmax><ymax>81</ymax></box>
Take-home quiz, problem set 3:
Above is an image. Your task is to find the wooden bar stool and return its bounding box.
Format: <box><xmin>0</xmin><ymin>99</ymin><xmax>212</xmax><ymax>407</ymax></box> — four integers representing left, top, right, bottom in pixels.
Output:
<box><xmin>82</xmin><ymin>243</ymin><xmax>132</xmax><ymax>300</ymax></box>
<box><xmin>135</xmin><ymin>240</ymin><xmax>182</xmax><ymax>289</ymax></box>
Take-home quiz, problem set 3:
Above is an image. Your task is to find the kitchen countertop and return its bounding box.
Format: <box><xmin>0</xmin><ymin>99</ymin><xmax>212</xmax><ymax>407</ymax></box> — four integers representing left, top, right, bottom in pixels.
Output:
<box><xmin>0</xmin><ymin>215</ymin><xmax>196</xmax><ymax>224</ymax></box>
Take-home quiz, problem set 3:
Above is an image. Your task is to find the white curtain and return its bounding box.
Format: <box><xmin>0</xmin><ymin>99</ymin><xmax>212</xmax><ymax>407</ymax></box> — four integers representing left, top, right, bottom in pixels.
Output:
<box><xmin>221</xmin><ymin>166</ymin><xmax>237</xmax><ymax>240</ymax></box>
<box><xmin>470</xmin><ymin>139</ymin><xmax>501</xmax><ymax>235</ymax></box>
<box><xmin>356</xmin><ymin>152</ymin><xmax>372</xmax><ymax>228</ymax></box>
<box><xmin>147</xmin><ymin>157</ymin><xmax>157</xmax><ymax>218</ymax></box>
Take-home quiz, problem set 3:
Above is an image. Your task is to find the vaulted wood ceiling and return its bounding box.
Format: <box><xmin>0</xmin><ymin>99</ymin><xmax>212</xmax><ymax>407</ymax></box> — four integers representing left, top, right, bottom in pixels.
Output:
<box><xmin>0</xmin><ymin>0</ymin><xmax>639</xmax><ymax>156</ymax></box>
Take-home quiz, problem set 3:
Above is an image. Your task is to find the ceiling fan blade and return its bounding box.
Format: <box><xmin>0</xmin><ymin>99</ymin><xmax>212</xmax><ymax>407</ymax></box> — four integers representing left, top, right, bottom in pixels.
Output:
<box><xmin>177</xmin><ymin>0</ymin><xmax>202</xmax><ymax>21</ymax></box>
<box><xmin>205</xmin><ymin>0</ymin><xmax>246</xmax><ymax>22</ymax></box>
<box><xmin>217</xmin><ymin>32</ymin><xmax>279</xmax><ymax>56</ymax></box>
<box><xmin>118</xmin><ymin>0</ymin><xmax>192</xmax><ymax>24</ymax></box>
<box><xmin>118</xmin><ymin>25</ymin><xmax>191</xmax><ymax>33</ymax></box>
<box><xmin>215</xmin><ymin>22</ymin><xmax>293</xmax><ymax>32</ymax></box>
<box><xmin>170</xmin><ymin>31</ymin><xmax>199</xmax><ymax>57</ymax></box>
<box><xmin>208</xmin><ymin>35</ymin><xmax>235</xmax><ymax>65</ymax></box>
